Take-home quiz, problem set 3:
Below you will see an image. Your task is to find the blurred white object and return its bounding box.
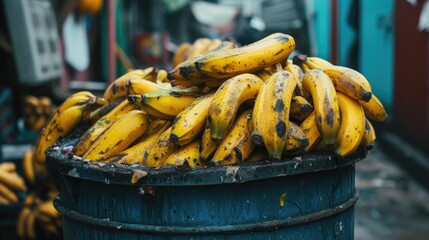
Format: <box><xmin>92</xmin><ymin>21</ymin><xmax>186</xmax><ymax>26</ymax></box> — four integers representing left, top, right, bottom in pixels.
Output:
<box><xmin>63</xmin><ymin>14</ymin><xmax>89</xmax><ymax>71</ymax></box>
<box><xmin>3</xmin><ymin>0</ymin><xmax>62</xmax><ymax>84</ymax></box>
<box><xmin>418</xmin><ymin>0</ymin><xmax>429</xmax><ymax>31</ymax></box>
<box><xmin>191</xmin><ymin>1</ymin><xmax>238</xmax><ymax>26</ymax></box>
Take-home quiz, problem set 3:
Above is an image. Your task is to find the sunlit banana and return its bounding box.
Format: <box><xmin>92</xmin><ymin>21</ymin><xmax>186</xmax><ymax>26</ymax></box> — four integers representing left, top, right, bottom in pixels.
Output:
<box><xmin>128</xmin><ymin>90</ymin><xmax>199</xmax><ymax>120</ymax></box>
<box><xmin>209</xmin><ymin>73</ymin><xmax>263</xmax><ymax>140</ymax></box>
<box><xmin>173</xmin><ymin>43</ymin><xmax>191</xmax><ymax>67</ymax></box>
<box><xmin>200</xmin><ymin>121</ymin><xmax>218</xmax><ymax>161</ymax></box>
<box><xmin>170</xmin><ymin>94</ymin><xmax>214</xmax><ymax>146</ymax></box>
<box><xmin>360</xmin><ymin>94</ymin><xmax>387</xmax><ymax>121</ymax></box>
<box><xmin>323</xmin><ymin>65</ymin><xmax>372</xmax><ymax>102</ymax></box>
<box><xmin>164</xmin><ymin>140</ymin><xmax>202</xmax><ymax>167</ymax></box>
<box><xmin>290</xmin><ymin>96</ymin><xmax>313</xmax><ymax>122</ymax></box>
<box><xmin>106</xmin><ymin>120</ymin><xmax>171</xmax><ymax>164</ymax></box>
<box><xmin>300</xmin><ymin>112</ymin><xmax>322</xmax><ymax>152</ymax></box>
<box><xmin>73</xmin><ymin>99</ymin><xmax>138</xmax><ymax>156</ymax></box>
<box><xmin>194</xmin><ymin>33</ymin><xmax>295</xmax><ymax>79</ymax></box>
<box><xmin>83</xmin><ymin>110</ymin><xmax>149</xmax><ymax>161</ymax></box>
<box><xmin>252</xmin><ymin>71</ymin><xmax>296</xmax><ymax>160</ymax></box>
<box><xmin>22</xmin><ymin>149</ymin><xmax>35</xmax><ymax>184</ymax></box>
<box><xmin>302</xmin><ymin>69</ymin><xmax>340</xmax><ymax>146</ymax></box>
<box><xmin>334</xmin><ymin>92</ymin><xmax>365</xmax><ymax>158</ymax></box>
<box><xmin>284</xmin><ymin>63</ymin><xmax>304</xmax><ymax>96</ymax></box>
<box><xmin>212</xmin><ymin>110</ymin><xmax>254</xmax><ymax>166</ymax></box>
<box><xmin>145</xmin><ymin>127</ymin><xmax>177</xmax><ymax>167</ymax></box>
<box><xmin>361</xmin><ymin>118</ymin><xmax>376</xmax><ymax>150</ymax></box>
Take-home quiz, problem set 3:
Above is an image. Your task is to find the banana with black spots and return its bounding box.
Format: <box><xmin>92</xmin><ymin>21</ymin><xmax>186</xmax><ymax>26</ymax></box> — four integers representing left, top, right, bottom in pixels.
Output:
<box><xmin>361</xmin><ymin>118</ymin><xmax>376</xmax><ymax>150</ymax></box>
<box><xmin>334</xmin><ymin>92</ymin><xmax>365</xmax><ymax>158</ymax></box>
<box><xmin>284</xmin><ymin>63</ymin><xmax>304</xmax><ymax>96</ymax></box>
<box><xmin>194</xmin><ymin>33</ymin><xmax>295</xmax><ymax>79</ymax></box>
<box><xmin>170</xmin><ymin>94</ymin><xmax>214</xmax><ymax>146</ymax></box>
<box><xmin>212</xmin><ymin>110</ymin><xmax>254</xmax><ymax>166</ymax></box>
<box><xmin>164</xmin><ymin>140</ymin><xmax>202</xmax><ymax>167</ymax></box>
<box><xmin>302</xmin><ymin>69</ymin><xmax>340</xmax><ymax>146</ymax></box>
<box><xmin>252</xmin><ymin>70</ymin><xmax>296</xmax><ymax>160</ymax></box>
<box><xmin>323</xmin><ymin>65</ymin><xmax>373</xmax><ymax>102</ymax></box>
<box><xmin>83</xmin><ymin>110</ymin><xmax>149</xmax><ymax>161</ymax></box>
<box><xmin>290</xmin><ymin>96</ymin><xmax>313</xmax><ymax>122</ymax></box>
<box><xmin>209</xmin><ymin>73</ymin><xmax>263</xmax><ymax>140</ymax></box>
<box><xmin>300</xmin><ymin>112</ymin><xmax>322</xmax><ymax>152</ymax></box>
<box><xmin>145</xmin><ymin>127</ymin><xmax>177</xmax><ymax>167</ymax></box>
<box><xmin>128</xmin><ymin>89</ymin><xmax>199</xmax><ymax>120</ymax></box>
<box><xmin>360</xmin><ymin>94</ymin><xmax>387</xmax><ymax>121</ymax></box>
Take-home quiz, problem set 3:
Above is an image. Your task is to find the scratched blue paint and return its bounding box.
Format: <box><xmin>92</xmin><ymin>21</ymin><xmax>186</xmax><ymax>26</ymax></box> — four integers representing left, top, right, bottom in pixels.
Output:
<box><xmin>56</xmin><ymin>167</ymin><xmax>356</xmax><ymax>239</ymax></box>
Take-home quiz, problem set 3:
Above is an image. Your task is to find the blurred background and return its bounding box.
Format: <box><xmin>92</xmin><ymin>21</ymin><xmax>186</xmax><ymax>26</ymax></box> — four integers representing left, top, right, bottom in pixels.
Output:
<box><xmin>0</xmin><ymin>0</ymin><xmax>428</xmax><ymax>239</ymax></box>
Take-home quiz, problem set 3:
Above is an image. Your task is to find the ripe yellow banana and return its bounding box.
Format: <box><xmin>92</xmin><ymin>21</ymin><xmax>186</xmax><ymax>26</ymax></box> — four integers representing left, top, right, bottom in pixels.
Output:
<box><xmin>283</xmin><ymin>121</ymin><xmax>309</xmax><ymax>154</ymax></box>
<box><xmin>73</xmin><ymin>99</ymin><xmax>138</xmax><ymax>156</ymax></box>
<box><xmin>0</xmin><ymin>182</ymin><xmax>18</xmax><ymax>203</ymax></box>
<box><xmin>290</xmin><ymin>96</ymin><xmax>313</xmax><ymax>122</ymax></box>
<box><xmin>334</xmin><ymin>92</ymin><xmax>365</xmax><ymax>158</ymax></box>
<box><xmin>212</xmin><ymin>110</ymin><xmax>254</xmax><ymax>166</ymax></box>
<box><xmin>106</xmin><ymin>120</ymin><xmax>171</xmax><ymax>164</ymax></box>
<box><xmin>360</xmin><ymin>94</ymin><xmax>387</xmax><ymax>121</ymax></box>
<box><xmin>170</xmin><ymin>94</ymin><xmax>214</xmax><ymax>146</ymax></box>
<box><xmin>145</xmin><ymin>127</ymin><xmax>177</xmax><ymax>167</ymax></box>
<box><xmin>103</xmin><ymin>68</ymin><xmax>158</xmax><ymax>101</ymax></box>
<box><xmin>83</xmin><ymin>110</ymin><xmax>149</xmax><ymax>161</ymax></box>
<box><xmin>209</xmin><ymin>73</ymin><xmax>263</xmax><ymax>140</ymax></box>
<box><xmin>284</xmin><ymin>63</ymin><xmax>304</xmax><ymax>96</ymax></box>
<box><xmin>194</xmin><ymin>33</ymin><xmax>295</xmax><ymax>79</ymax></box>
<box><xmin>128</xmin><ymin>90</ymin><xmax>198</xmax><ymax>120</ymax></box>
<box><xmin>300</xmin><ymin>112</ymin><xmax>322</xmax><ymax>152</ymax></box>
<box><xmin>173</xmin><ymin>43</ymin><xmax>192</xmax><ymax>67</ymax></box>
<box><xmin>323</xmin><ymin>65</ymin><xmax>372</xmax><ymax>102</ymax></box>
<box><xmin>252</xmin><ymin>71</ymin><xmax>296</xmax><ymax>160</ymax></box>
<box><xmin>22</xmin><ymin>149</ymin><xmax>35</xmax><ymax>184</ymax></box>
<box><xmin>88</xmin><ymin>97</ymin><xmax>124</xmax><ymax>123</ymax></box>
<box><xmin>205</xmin><ymin>39</ymin><xmax>223</xmax><ymax>52</ymax></box>
<box><xmin>361</xmin><ymin>118</ymin><xmax>376</xmax><ymax>150</ymax></box>
<box><xmin>254</xmin><ymin>69</ymin><xmax>273</xmax><ymax>82</ymax></box>
<box><xmin>164</xmin><ymin>140</ymin><xmax>202</xmax><ymax>167</ymax></box>
<box><xmin>186</xmin><ymin>38</ymin><xmax>212</xmax><ymax>59</ymax></box>
<box><xmin>34</xmin><ymin>92</ymin><xmax>102</xmax><ymax>162</ymax></box>
<box><xmin>302</xmin><ymin>69</ymin><xmax>340</xmax><ymax>146</ymax></box>
<box><xmin>200</xmin><ymin>121</ymin><xmax>218</xmax><ymax>161</ymax></box>
<box><xmin>304</xmin><ymin>56</ymin><xmax>333</xmax><ymax>69</ymax></box>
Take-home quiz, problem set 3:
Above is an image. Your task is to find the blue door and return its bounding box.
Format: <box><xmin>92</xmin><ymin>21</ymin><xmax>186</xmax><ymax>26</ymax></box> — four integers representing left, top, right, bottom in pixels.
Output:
<box><xmin>359</xmin><ymin>0</ymin><xmax>394</xmax><ymax>112</ymax></box>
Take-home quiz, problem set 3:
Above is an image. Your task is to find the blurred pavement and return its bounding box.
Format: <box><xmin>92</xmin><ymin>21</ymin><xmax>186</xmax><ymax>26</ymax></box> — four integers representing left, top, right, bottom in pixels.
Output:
<box><xmin>355</xmin><ymin>143</ymin><xmax>429</xmax><ymax>240</ymax></box>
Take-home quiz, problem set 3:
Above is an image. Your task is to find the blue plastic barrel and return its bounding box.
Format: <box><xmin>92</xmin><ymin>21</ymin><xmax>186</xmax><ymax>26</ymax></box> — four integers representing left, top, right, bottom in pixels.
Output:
<box><xmin>46</xmin><ymin>146</ymin><xmax>366</xmax><ymax>239</ymax></box>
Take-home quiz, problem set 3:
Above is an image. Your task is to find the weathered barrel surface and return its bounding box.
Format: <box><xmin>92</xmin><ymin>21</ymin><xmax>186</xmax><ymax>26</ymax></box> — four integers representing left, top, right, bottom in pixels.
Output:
<box><xmin>46</xmin><ymin>145</ymin><xmax>366</xmax><ymax>240</ymax></box>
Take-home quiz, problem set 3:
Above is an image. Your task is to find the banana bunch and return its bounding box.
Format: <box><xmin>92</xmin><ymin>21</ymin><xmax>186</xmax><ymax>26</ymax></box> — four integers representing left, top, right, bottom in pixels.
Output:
<box><xmin>49</xmin><ymin>32</ymin><xmax>386</xmax><ymax>167</ymax></box>
<box><xmin>17</xmin><ymin>191</ymin><xmax>62</xmax><ymax>240</ymax></box>
<box><xmin>0</xmin><ymin>162</ymin><xmax>26</xmax><ymax>205</ymax></box>
<box><xmin>34</xmin><ymin>91</ymin><xmax>107</xmax><ymax>163</ymax></box>
<box><xmin>23</xmin><ymin>95</ymin><xmax>55</xmax><ymax>131</ymax></box>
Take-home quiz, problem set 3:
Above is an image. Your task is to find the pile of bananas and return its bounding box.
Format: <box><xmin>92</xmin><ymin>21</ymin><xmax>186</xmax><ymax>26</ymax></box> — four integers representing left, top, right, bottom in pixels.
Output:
<box><xmin>23</xmin><ymin>95</ymin><xmax>55</xmax><ymax>131</ymax></box>
<box><xmin>17</xmin><ymin>191</ymin><xmax>61</xmax><ymax>239</ymax></box>
<box><xmin>34</xmin><ymin>32</ymin><xmax>386</xmax><ymax>168</ymax></box>
<box><xmin>0</xmin><ymin>162</ymin><xmax>26</xmax><ymax>204</ymax></box>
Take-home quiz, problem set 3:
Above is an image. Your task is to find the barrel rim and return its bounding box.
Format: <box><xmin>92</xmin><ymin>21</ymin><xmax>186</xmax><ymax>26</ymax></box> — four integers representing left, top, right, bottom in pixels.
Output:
<box><xmin>46</xmin><ymin>146</ymin><xmax>366</xmax><ymax>186</ymax></box>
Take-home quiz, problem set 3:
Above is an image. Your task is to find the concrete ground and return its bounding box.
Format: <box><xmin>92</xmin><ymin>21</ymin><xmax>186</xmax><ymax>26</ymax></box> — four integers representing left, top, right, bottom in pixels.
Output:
<box><xmin>355</xmin><ymin>143</ymin><xmax>429</xmax><ymax>240</ymax></box>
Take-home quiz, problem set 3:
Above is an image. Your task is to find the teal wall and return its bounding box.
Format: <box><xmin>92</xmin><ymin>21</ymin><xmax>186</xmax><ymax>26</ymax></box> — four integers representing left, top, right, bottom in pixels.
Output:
<box><xmin>313</xmin><ymin>0</ymin><xmax>331</xmax><ymax>61</ymax></box>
